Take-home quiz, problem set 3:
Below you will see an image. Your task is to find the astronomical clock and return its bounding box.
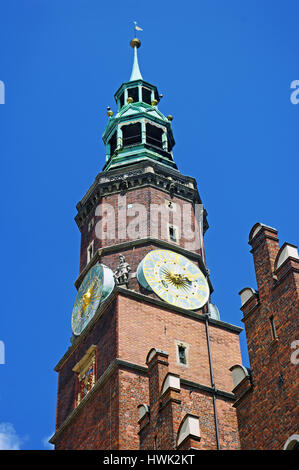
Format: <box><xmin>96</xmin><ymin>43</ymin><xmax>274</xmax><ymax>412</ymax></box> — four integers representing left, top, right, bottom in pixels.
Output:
<box><xmin>137</xmin><ymin>249</ymin><xmax>209</xmax><ymax>310</ymax></box>
<box><xmin>71</xmin><ymin>249</ymin><xmax>209</xmax><ymax>338</ymax></box>
<box><xmin>71</xmin><ymin>264</ymin><xmax>115</xmax><ymax>336</ymax></box>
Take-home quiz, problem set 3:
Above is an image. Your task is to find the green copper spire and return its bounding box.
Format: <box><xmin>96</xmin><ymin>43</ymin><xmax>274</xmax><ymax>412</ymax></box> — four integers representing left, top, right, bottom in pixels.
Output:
<box><xmin>129</xmin><ymin>38</ymin><xmax>143</xmax><ymax>81</ymax></box>
<box><xmin>102</xmin><ymin>38</ymin><xmax>177</xmax><ymax>172</ymax></box>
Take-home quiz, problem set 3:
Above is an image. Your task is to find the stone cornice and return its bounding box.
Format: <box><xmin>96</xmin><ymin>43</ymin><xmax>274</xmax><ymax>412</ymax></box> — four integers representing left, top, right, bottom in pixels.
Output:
<box><xmin>181</xmin><ymin>377</ymin><xmax>235</xmax><ymax>401</ymax></box>
<box><xmin>75</xmin><ymin>161</ymin><xmax>208</xmax><ymax>231</ymax></box>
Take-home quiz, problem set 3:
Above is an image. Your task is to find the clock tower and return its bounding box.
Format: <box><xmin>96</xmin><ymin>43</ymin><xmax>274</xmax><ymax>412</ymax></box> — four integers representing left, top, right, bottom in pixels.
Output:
<box><xmin>50</xmin><ymin>38</ymin><xmax>243</xmax><ymax>450</ymax></box>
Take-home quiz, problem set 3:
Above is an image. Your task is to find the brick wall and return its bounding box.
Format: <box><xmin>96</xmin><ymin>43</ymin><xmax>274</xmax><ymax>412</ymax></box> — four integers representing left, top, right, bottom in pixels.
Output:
<box><xmin>51</xmin><ymin>166</ymin><xmax>243</xmax><ymax>450</ymax></box>
<box><xmin>233</xmin><ymin>224</ymin><xmax>299</xmax><ymax>449</ymax></box>
<box><xmin>55</xmin><ymin>299</ymin><xmax>117</xmax><ymax>429</ymax></box>
<box><xmin>117</xmin><ymin>293</ymin><xmax>240</xmax><ymax>392</ymax></box>
<box><xmin>137</xmin><ymin>349</ymin><xmax>240</xmax><ymax>450</ymax></box>
<box><xmin>79</xmin><ymin>186</ymin><xmax>203</xmax><ymax>273</ymax></box>
<box><xmin>52</xmin><ymin>290</ymin><xmax>242</xmax><ymax>449</ymax></box>
<box><xmin>55</xmin><ymin>368</ymin><xmax>119</xmax><ymax>450</ymax></box>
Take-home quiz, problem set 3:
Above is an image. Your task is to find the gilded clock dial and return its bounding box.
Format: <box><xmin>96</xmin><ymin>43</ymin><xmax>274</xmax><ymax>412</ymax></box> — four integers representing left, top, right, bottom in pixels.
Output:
<box><xmin>138</xmin><ymin>249</ymin><xmax>209</xmax><ymax>310</ymax></box>
<box><xmin>71</xmin><ymin>264</ymin><xmax>104</xmax><ymax>336</ymax></box>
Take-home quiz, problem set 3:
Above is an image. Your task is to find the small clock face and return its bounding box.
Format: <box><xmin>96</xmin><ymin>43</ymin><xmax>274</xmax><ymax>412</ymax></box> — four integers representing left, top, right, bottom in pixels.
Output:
<box><xmin>138</xmin><ymin>249</ymin><xmax>209</xmax><ymax>310</ymax></box>
<box><xmin>71</xmin><ymin>264</ymin><xmax>104</xmax><ymax>336</ymax></box>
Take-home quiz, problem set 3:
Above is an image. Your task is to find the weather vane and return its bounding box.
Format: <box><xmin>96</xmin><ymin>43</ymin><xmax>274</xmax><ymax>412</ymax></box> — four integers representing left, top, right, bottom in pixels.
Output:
<box><xmin>133</xmin><ymin>21</ymin><xmax>143</xmax><ymax>37</ymax></box>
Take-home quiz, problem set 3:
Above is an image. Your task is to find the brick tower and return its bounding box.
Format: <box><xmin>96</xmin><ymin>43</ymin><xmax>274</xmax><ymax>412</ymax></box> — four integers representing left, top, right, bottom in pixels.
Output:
<box><xmin>50</xmin><ymin>38</ymin><xmax>243</xmax><ymax>450</ymax></box>
<box><xmin>230</xmin><ymin>223</ymin><xmax>299</xmax><ymax>450</ymax></box>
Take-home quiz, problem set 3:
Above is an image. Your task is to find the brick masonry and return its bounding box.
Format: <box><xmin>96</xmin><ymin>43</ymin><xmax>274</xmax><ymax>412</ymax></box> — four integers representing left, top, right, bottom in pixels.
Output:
<box><xmin>50</xmin><ymin>159</ymin><xmax>247</xmax><ymax>450</ymax></box>
<box><xmin>79</xmin><ymin>186</ymin><xmax>204</xmax><ymax>273</ymax></box>
<box><xmin>51</xmin><ymin>289</ymin><xmax>242</xmax><ymax>449</ymax></box>
<box><xmin>233</xmin><ymin>224</ymin><xmax>299</xmax><ymax>450</ymax></box>
<box><xmin>52</xmin><ymin>157</ymin><xmax>298</xmax><ymax>450</ymax></box>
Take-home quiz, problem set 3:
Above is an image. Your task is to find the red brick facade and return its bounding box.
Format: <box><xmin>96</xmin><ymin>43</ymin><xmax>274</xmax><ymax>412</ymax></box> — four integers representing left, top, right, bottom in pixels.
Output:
<box><xmin>50</xmin><ymin>159</ymin><xmax>298</xmax><ymax>450</ymax></box>
<box><xmin>51</xmin><ymin>287</ymin><xmax>242</xmax><ymax>449</ymax></box>
<box><xmin>48</xmin><ymin>37</ymin><xmax>299</xmax><ymax>448</ymax></box>
<box><xmin>79</xmin><ymin>185</ymin><xmax>204</xmax><ymax>274</ymax></box>
<box><xmin>232</xmin><ymin>223</ymin><xmax>299</xmax><ymax>450</ymax></box>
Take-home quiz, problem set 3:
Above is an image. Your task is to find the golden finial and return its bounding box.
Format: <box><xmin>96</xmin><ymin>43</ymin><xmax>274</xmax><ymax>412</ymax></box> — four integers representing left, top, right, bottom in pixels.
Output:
<box><xmin>130</xmin><ymin>37</ymin><xmax>141</xmax><ymax>49</ymax></box>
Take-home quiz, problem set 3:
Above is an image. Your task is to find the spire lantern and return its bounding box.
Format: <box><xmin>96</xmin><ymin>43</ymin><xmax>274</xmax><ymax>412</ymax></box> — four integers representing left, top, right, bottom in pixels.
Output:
<box><xmin>102</xmin><ymin>36</ymin><xmax>177</xmax><ymax>172</ymax></box>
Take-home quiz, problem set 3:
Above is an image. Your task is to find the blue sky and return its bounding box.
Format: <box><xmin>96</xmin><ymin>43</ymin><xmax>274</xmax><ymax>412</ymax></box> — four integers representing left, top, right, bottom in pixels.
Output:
<box><xmin>0</xmin><ymin>0</ymin><xmax>298</xmax><ymax>450</ymax></box>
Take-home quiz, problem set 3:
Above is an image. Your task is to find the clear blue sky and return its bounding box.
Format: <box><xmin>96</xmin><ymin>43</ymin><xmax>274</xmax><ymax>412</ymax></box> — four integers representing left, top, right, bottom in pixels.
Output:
<box><xmin>0</xmin><ymin>0</ymin><xmax>298</xmax><ymax>450</ymax></box>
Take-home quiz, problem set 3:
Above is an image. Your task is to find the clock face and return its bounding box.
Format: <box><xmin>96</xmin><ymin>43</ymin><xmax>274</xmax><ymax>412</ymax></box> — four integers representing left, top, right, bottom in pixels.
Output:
<box><xmin>72</xmin><ymin>264</ymin><xmax>104</xmax><ymax>336</ymax></box>
<box><xmin>137</xmin><ymin>249</ymin><xmax>209</xmax><ymax>310</ymax></box>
